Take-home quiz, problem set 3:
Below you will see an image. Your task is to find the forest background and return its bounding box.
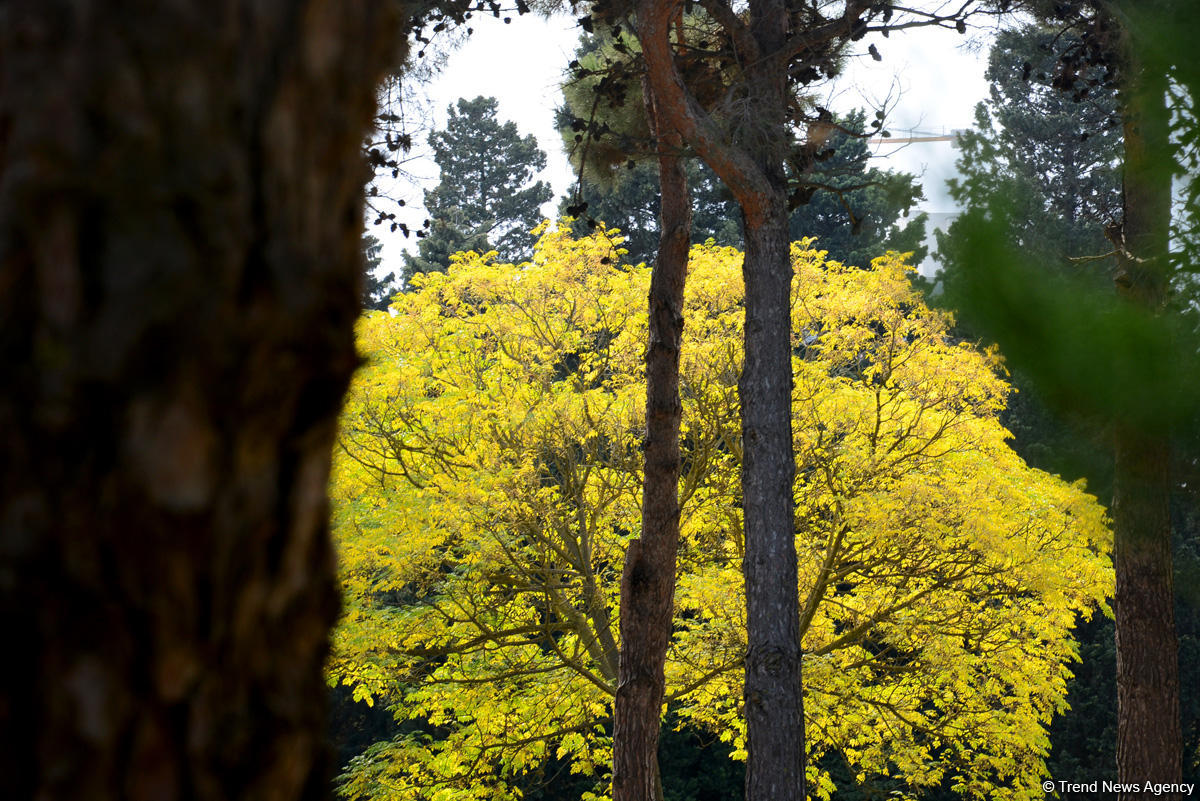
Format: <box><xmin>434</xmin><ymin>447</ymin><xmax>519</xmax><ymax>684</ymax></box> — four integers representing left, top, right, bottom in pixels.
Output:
<box><xmin>335</xmin><ymin>5</ymin><xmax>1200</xmax><ymax>801</ymax></box>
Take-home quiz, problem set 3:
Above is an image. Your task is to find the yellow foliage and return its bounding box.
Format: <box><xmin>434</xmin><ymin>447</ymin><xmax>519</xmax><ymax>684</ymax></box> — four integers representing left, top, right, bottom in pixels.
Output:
<box><xmin>328</xmin><ymin>226</ymin><xmax>1112</xmax><ymax>801</ymax></box>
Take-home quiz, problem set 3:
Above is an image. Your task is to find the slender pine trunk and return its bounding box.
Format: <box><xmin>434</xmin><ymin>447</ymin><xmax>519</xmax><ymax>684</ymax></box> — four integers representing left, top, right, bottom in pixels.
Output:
<box><xmin>613</xmin><ymin>79</ymin><xmax>691</xmax><ymax>801</ymax></box>
<box><xmin>738</xmin><ymin>2</ymin><xmax>805</xmax><ymax>795</ymax></box>
<box><xmin>740</xmin><ymin>193</ymin><xmax>804</xmax><ymax>801</ymax></box>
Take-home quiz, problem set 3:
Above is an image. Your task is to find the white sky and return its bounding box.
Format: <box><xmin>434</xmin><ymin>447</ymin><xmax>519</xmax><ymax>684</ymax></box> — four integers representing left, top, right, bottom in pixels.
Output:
<box><xmin>372</xmin><ymin>11</ymin><xmax>999</xmax><ymax>270</ymax></box>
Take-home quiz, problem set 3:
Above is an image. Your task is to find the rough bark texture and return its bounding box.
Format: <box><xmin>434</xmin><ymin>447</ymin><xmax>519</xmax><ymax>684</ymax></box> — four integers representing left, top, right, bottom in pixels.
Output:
<box><xmin>635</xmin><ymin>0</ymin><xmax>820</xmax><ymax>797</ymax></box>
<box><xmin>613</xmin><ymin>79</ymin><xmax>690</xmax><ymax>801</ymax></box>
<box><xmin>739</xmin><ymin>196</ymin><xmax>803</xmax><ymax>801</ymax></box>
<box><xmin>736</xmin><ymin>5</ymin><xmax>805</xmax><ymax>799</ymax></box>
<box><xmin>1113</xmin><ymin>429</ymin><xmax>1180</xmax><ymax>798</ymax></box>
<box><xmin>1112</xmin><ymin>36</ymin><xmax>1182</xmax><ymax>800</ymax></box>
<box><xmin>0</xmin><ymin>3</ymin><xmax>399</xmax><ymax>800</ymax></box>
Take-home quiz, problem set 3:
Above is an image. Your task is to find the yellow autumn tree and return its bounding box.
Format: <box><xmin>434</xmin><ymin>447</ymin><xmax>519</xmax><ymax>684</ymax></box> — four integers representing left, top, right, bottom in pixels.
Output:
<box><xmin>327</xmin><ymin>225</ymin><xmax>1112</xmax><ymax>801</ymax></box>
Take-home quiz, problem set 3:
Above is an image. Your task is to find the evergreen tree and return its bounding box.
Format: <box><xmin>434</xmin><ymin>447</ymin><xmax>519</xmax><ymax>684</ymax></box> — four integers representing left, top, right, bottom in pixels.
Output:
<box><xmin>931</xmin><ymin>22</ymin><xmax>1123</xmax><ymax>486</ymax></box>
<box><xmin>403</xmin><ymin>96</ymin><xmax>551</xmax><ymax>284</ymax></box>
<box><xmin>929</xmin><ymin>27</ymin><xmax>1124</xmax><ymax>744</ymax></box>
<box><xmin>787</xmin><ymin>109</ymin><xmax>927</xmax><ymax>267</ymax></box>
<box><xmin>934</xmin><ymin>24</ymin><xmax>1122</xmax><ymax>294</ymax></box>
<box><xmin>559</xmin><ymin>108</ymin><xmax>925</xmax><ymax>268</ymax></box>
<box><xmin>933</xmin><ymin>19</ymin><xmax>1200</xmax><ymax>796</ymax></box>
<box><xmin>558</xmin><ymin>157</ymin><xmax>740</xmax><ymax>265</ymax></box>
<box><xmin>362</xmin><ymin>234</ymin><xmax>398</xmax><ymax>312</ymax></box>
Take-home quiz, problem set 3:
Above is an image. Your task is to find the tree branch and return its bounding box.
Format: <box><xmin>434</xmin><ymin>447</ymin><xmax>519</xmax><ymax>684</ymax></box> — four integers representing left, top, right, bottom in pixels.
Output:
<box><xmin>635</xmin><ymin>0</ymin><xmax>775</xmax><ymax>225</ymax></box>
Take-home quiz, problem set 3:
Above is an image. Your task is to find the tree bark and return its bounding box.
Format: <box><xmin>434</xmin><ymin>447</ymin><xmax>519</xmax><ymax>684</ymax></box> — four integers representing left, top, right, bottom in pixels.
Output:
<box><xmin>1112</xmin><ymin>29</ymin><xmax>1182</xmax><ymax>800</ymax></box>
<box><xmin>0</xmin><ymin>3</ymin><xmax>399</xmax><ymax>800</ymax></box>
<box><xmin>737</xmin><ymin>4</ymin><xmax>805</xmax><ymax>798</ymax></box>
<box><xmin>739</xmin><ymin>190</ymin><xmax>804</xmax><ymax>801</ymax></box>
<box><xmin>613</xmin><ymin>78</ymin><xmax>690</xmax><ymax>801</ymax></box>
<box><xmin>634</xmin><ymin>0</ymin><xmax>834</xmax><ymax>797</ymax></box>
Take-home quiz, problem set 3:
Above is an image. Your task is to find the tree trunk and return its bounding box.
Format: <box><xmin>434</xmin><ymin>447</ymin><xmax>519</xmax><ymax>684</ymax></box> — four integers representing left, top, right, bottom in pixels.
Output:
<box><xmin>635</xmin><ymin>1</ymin><xmax>807</xmax><ymax>798</ymax></box>
<box><xmin>740</xmin><ymin>193</ymin><xmax>804</xmax><ymax>801</ymax></box>
<box><xmin>0</xmin><ymin>3</ymin><xmax>399</xmax><ymax>800</ymax></box>
<box><xmin>1112</xmin><ymin>35</ymin><xmax>1182</xmax><ymax>801</ymax></box>
<box><xmin>738</xmin><ymin>2</ymin><xmax>805</xmax><ymax>796</ymax></box>
<box><xmin>614</xmin><ymin>80</ymin><xmax>690</xmax><ymax>801</ymax></box>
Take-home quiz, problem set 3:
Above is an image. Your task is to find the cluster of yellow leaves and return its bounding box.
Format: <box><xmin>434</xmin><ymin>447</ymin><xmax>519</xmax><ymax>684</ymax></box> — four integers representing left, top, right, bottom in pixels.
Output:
<box><xmin>328</xmin><ymin>225</ymin><xmax>1113</xmax><ymax>801</ymax></box>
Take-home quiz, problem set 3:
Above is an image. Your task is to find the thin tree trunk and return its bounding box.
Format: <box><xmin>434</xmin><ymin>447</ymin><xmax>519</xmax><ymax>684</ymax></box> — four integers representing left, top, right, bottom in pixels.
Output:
<box><xmin>740</xmin><ymin>194</ymin><xmax>804</xmax><ymax>801</ymax></box>
<box><xmin>634</xmin><ymin>3</ymin><xmax>880</xmax><ymax>799</ymax></box>
<box><xmin>1112</xmin><ymin>35</ymin><xmax>1182</xmax><ymax>800</ymax></box>
<box><xmin>738</xmin><ymin>1</ymin><xmax>805</xmax><ymax>795</ymax></box>
<box><xmin>0</xmin><ymin>3</ymin><xmax>398</xmax><ymax>800</ymax></box>
<box><xmin>613</xmin><ymin>78</ymin><xmax>691</xmax><ymax>801</ymax></box>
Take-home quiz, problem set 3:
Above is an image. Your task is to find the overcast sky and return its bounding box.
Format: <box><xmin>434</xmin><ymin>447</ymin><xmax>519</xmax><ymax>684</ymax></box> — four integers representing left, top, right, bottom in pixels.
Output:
<box><xmin>372</xmin><ymin>11</ymin><xmax>1000</xmax><ymax>269</ymax></box>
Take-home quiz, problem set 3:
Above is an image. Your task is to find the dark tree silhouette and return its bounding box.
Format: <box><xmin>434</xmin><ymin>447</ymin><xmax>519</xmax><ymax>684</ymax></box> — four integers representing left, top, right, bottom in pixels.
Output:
<box><xmin>0</xmin><ymin>2</ymin><xmax>399</xmax><ymax>799</ymax></box>
<box><xmin>363</xmin><ymin>234</ymin><xmax>399</xmax><ymax>311</ymax></box>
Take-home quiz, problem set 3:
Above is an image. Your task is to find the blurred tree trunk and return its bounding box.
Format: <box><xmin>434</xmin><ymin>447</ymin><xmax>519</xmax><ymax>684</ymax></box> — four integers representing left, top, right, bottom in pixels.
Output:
<box><xmin>613</xmin><ymin>78</ymin><xmax>690</xmax><ymax>801</ymax></box>
<box><xmin>1112</xmin><ymin>25</ymin><xmax>1182</xmax><ymax>800</ymax></box>
<box><xmin>0</xmin><ymin>2</ymin><xmax>399</xmax><ymax>800</ymax></box>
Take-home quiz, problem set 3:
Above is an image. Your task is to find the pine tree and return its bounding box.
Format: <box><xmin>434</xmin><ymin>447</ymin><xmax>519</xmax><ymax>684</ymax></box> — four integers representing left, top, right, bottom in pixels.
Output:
<box><xmin>932</xmin><ymin>23</ymin><xmax>1122</xmax><ymax>482</ymax></box>
<box><xmin>787</xmin><ymin>109</ymin><xmax>926</xmax><ymax>267</ymax></box>
<box><xmin>362</xmin><ymin>234</ymin><xmax>398</xmax><ymax>311</ymax></box>
<box><xmin>936</xmin><ymin>9</ymin><xmax>1200</xmax><ymax>797</ymax></box>
<box><xmin>934</xmin><ymin>24</ymin><xmax>1122</xmax><ymax>294</ymax></box>
<box><xmin>559</xmin><ymin>112</ymin><xmax>926</xmax><ymax>270</ymax></box>
<box><xmin>402</xmin><ymin>96</ymin><xmax>551</xmax><ymax>284</ymax></box>
<box><xmin>558</xmin><ymin>31</ymin><xmax>925</xmax><ymax>269</ymax></box>
<box><xmin>558</xmin><ymin>158</ymin><xmax>740</xmax><ymax>267</ymax></box>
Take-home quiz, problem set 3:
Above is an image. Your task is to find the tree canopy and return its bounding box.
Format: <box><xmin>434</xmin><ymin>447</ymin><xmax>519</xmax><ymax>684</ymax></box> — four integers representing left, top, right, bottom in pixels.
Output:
<box><xmin>402</xmin><ymin>96</ymin><xmax>552</xmax><ymax>284</ymax></box>
<box><xmin>558</xmin><ymin>109</ymin><xmax>926</xmax><ymax>269</ymax></box>
<box><xmin>329</xmin><ymin>226</ymin><xmax>1111</xmax><ymax>801</ymax></box>
<box><xmin>934</xmin><ymin>23</ymin><xmax>1121</xmax><ymax>299</ymax></box>
<box><xmin>556</xmin><ymin>30</ymin><xmax>927</xmax><ymax>269</ymax></box>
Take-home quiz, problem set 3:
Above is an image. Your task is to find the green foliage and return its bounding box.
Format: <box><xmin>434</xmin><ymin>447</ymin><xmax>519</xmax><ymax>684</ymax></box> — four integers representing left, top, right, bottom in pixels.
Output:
<box><xmin>557</xmin><ymin>19</ymin><xmax>737</xmax><ymax>188</ymax></box>
<box><xmin>558</xmin><ymin>25</ymin><xmax>923</xmax><ymax>268</ymax></box>
<box><xmin>402</xmin><ymin>96</ymin><xmax>551</xmax><ymax>284</ymax></box>
<box><xmin>1135</xmin><ymin>1</ymin><xmax>1200</xmax><ymax>279</ymax></box>
<box><xmin>931</xmin><ymin>13</ymin><xmax>1200</xmax><ymax>792</ymax></box>
<box><xmin>1044</xmin><ymin>535</ymin><xmax>1200</xmax><ymax>796</ymax></box>
<box><xmin>656</xmin><ymin>720</ymin><xmax>744</xmax><ymax>801</ymax></box>
<box><xmin>944</xmin><ymin>205</ymin><xmax>1200</xmax><ymax>437</ymax></box>
<box><xmin>558</xmin><ymin>29</ymin><xmax>652</xmax><ymax>185</ymax></box>
<box><xmin>556</xmin><ymin>158</ymin><xmax>741</xmax><ymax>265</ymax></box>
<box><xmin>555</xmin><ymin>24</ymin><xmax>742</xmax><ymax>265</ymax></box>
<box><xmin>787</xmin><ymin>109</ymin><xmax>927</xmax><ymax>268</ymax></box>
<box><xmin>401</xmin><ymin>217</ymin><xmax>492</xmax><ymax>285</ymax></box>
<box><xmin>1041</xmin><ymin>616</ymin><xmax>1116</xmax><ymax>793</ymax></box>
<box><xmin>559</xmin><ymin>107</ymin><xmax>925</xmax><ymax>267</ymax></box>
<box><xmin>363</xmin><ymin>234</ymin><xmax>399</xmax><ymax>312</ymax></box>
<box><xmin>926</xmin><ymin>22</ymin><xmax>1123</xmax><ymax>493</ymax></box>
<box><xmin>934</xmin><ymin>23</ymin><xmax>1122</xmax><ymax>297</ymax></box>
<box><xmin>329</xmin><ymin>226</ymin><xmax>1111</xmax><ymax>801</ymax></box>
